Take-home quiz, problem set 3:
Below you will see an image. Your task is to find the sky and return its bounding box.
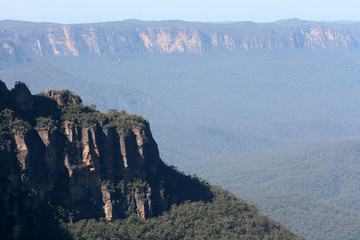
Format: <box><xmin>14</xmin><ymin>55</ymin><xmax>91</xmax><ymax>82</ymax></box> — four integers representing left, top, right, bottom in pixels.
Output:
<box><xmin>1</xmin><ymin>0</ymin><xmax>360</xmax><ymax>24</ymax></box>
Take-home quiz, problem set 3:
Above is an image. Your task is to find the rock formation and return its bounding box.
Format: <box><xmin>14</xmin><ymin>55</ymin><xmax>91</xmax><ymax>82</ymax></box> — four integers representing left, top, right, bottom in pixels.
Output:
<box><xmin>0</xmin><ymin>81</ymin><xmax>211</xmax><ymax>239</ymax></box>
<box><xmin>41</xmin><ymin>89</ymin><xmax>82</xmax><ymax>106</ymax></box>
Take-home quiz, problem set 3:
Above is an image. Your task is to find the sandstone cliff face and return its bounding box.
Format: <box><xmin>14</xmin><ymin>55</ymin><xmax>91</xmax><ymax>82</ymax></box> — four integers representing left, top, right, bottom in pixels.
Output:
<box><xmin>0</xmin><ymin>39</ymin><xmax>30</xmax><ymax>62</ymax></box>
<box><xmin>61</xmin><ymin>120</ymin><xmax>164</xmax><ymax>221</ymax></box>
<box><xmin>0</xmin><ymin>82</ymin><xmax>211</xmax><ymax>238</ymax></box>
<box><xmin>0</xmin><ymin>21</ymin><xmax>359</xmax><ymax>57</ymax></box>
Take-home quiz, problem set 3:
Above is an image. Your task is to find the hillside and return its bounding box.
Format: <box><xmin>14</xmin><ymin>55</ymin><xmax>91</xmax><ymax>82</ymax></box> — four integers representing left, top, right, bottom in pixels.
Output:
<box><xmin>62</xmin><ymin>187</ymin><xmax>302</xmax><ymax>240</ymax></box>
<box><xmin>206</xmin><ymin>141</ymin><xmax>360</xmax><ymax>240</ymax></box>
<box><xmin>245</xmin><ymin>192</ymin><xmax>360</xmax><ymax>240</ymax></box>
<box><xmin>212</xmin><ymin>141</ymin><xmax>360</xmax><ymax>210</ymax></box>
<box><xmin>0</xmin><ymin>80</ymin><xmax>301</xmax><ymax>239</ymax></box>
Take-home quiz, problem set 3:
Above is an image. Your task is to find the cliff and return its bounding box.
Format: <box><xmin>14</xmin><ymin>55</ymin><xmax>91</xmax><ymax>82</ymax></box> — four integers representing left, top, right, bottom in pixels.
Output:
<box><xmin>0</xmin><ymin>81</ymin><xmax>212</xmax><ymax>239</ymax></box>
<box><xmin>0</xmin><ymin>20</ymin><xmax>360</xmax><ymax>57</ymax></box>
<box><xmin>0</xmin><ymin>39</ymin><xmax>30</xmax><ymax>62</ymax></box>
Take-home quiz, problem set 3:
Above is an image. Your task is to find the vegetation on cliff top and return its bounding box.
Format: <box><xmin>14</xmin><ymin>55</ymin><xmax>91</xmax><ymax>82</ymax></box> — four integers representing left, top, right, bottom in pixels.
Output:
<box><xmin>60</xmin><ymin>103</ymin><xmax>146</xmax><ymax>130</ymax></box>
<box><xmin>0</xmin><ymin>82</ymin><xmax>147</xmax><ymax>135</ymax></box>
<box><xmin>0</xmin><ymin>108</ymin><xmax>31</xmax><ymax>134</ymax></box>
<box><xmin>0</xmin><ymin>82</ymin><xmax>147</xmax><ymax>154</ymax></box>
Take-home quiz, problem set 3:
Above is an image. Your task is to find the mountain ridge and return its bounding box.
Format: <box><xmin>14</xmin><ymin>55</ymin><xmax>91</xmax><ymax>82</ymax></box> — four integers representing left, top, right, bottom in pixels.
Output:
<box><xmin>1</xmin><ymin>19</ymin><xmax>360</xmax><ymax>57</ymax></box>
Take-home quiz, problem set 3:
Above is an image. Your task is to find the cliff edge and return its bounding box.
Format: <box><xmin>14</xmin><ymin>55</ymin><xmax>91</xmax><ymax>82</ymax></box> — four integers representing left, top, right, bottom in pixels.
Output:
<box><xmin>0</xmin><ymin>81</ymin><xmax>212</xmax><ymax>239</ymax></box>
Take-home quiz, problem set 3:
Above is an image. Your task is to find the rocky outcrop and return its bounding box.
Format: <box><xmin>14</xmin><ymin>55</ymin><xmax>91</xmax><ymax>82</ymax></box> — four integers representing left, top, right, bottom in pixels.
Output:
<box><xmin>0</xmin><ymin>81</ymin><xmax>34</xmax><ymax>111</ymax></box>
<box><xmin>0</xmin><ymin>80</ymin><xmax>212</xmax><ymax>239</ymax></box>
<box><xmin>0</xmin><ymin>80</ymin><xmax>11</xmax><ymax>109</ymax></box>
<box><xmin>0</xmin><ymin>20</ymin><xmax>359</xmax><ymax>57</ymax></box>
<box><xmin>41</xmin><ymin>89</ymin><xmax>82</xmax><ymax>106</ymax></box>
<box><xmin>11</xmin><ymin>82</ymin><xmax>34</xmax><ymax>111</ymax></box>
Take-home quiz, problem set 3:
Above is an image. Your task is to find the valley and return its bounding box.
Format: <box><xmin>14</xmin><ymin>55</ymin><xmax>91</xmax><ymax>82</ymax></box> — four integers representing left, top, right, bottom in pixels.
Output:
<box><xmin>2</xmin><ymin>19</ymin><xmax>360</xmax><ymax>239</ymax></box>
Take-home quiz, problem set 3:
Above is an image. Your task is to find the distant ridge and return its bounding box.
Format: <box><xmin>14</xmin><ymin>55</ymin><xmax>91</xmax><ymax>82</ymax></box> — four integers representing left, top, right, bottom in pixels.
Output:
<box><xmin>274</xmin><ymin>18</ymin><xmax>311</xmax><ymax>25</ymax></box>
<box><xmin>1</xmin><ymin>18</ymin><xmax>360</xmax><ymax>58</ymax></box>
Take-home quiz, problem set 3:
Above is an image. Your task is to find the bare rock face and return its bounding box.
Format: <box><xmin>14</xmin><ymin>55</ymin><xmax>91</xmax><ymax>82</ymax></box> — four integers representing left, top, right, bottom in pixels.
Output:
<box><xmin>101</xmin><ymin>187</ymin><xmax>113</xmax><ymax>221</ymax></box>
<box><xmin>62</xmin><ymin>119</ymin><xmax>163</xmax><ymax>220</ymax></box>
<box><xmin>14</xmin><ymin>133</ymin><xmax>29</xmax><ymax>171</ymax></box>
<box><xmin>0</xmin><ymin>40</ymin><xmax>30</xmax><ymax>62</ymax></box>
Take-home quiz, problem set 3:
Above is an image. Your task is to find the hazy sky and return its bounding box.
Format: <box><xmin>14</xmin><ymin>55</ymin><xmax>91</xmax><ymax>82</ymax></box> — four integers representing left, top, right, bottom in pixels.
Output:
<box><xmin>1</xmin><ymin>0</ymin><xmax>360</xmax><ymax>24</ymax></box>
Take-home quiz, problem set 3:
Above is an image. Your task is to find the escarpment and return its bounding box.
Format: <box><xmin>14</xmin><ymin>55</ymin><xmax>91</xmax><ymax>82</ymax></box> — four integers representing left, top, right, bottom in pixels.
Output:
<box><xmin>0</xmin><ymin>81</ymin><xmax>212</xmax><ymax>238</ymax></box>
<box><xmin>1</xmin><ymin>20</ymin><xmax>360</xmax><ymax>57</ymax></box>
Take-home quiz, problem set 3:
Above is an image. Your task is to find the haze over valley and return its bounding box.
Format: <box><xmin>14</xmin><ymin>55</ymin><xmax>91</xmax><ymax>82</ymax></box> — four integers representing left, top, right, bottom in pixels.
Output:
<box><xmin>2</xmin><ymin>18</ymin><xmax>360</xmax><ymax>239</ymax></box>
